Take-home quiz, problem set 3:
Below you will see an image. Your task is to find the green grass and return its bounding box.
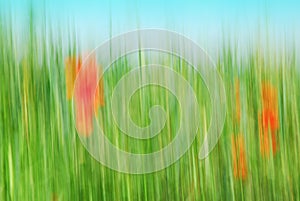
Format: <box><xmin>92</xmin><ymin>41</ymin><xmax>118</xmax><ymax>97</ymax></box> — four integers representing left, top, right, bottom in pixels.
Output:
<box><xmin>0</xmin><ymin>13</ymin><xmax>300</xmax><ymax>201</ymax></box>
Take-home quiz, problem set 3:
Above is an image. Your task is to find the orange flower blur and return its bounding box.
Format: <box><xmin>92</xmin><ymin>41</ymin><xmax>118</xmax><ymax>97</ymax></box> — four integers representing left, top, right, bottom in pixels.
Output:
<box><xmin>235</xmin><ymin>79</ymin><xmax>241</xmax><ymax>123</ymax></box>
<box><xmin>65</xmin><ymin>54</ymin><xmax>105</xmax><ymax>136</ymax></box>
<box><xmin>231</xmin><ymin>79</ymin><xmax>248</xmax><ymax>180</ymax></box>
<box><xmin>258</xmin><ymin>82</ymin><xmax>279</xmax><ymax>157</ymax></box>
<box><xmin>65</xmin><ymin>57</ymin><xmax>82</xmax><ymax>100</ymax></box>
<box><xmin>231</xmin><ymin>134</ymin><xmax>248</xmax><ymax>180</ymax></box>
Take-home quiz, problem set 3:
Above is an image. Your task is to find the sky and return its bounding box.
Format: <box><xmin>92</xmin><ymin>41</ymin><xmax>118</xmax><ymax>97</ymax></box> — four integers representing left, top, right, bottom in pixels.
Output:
<box><xmin>1</xmin><ymin>0</ymin><xmax>299</xmax><ymax>53</ymax></box>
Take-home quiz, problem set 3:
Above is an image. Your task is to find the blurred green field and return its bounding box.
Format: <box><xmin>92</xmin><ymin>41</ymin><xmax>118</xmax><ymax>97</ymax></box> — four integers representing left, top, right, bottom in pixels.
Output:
<box><xmin>0</xmin><ymin>14</ymin><xmax>300</xmax><ymax>201</ymax></box>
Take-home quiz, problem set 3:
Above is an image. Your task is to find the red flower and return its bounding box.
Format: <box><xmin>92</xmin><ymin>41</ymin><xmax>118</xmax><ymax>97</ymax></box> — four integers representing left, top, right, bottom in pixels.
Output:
<box><xmin>73</xmin><ymin>54</ymin><xmax>105</xmax><ymax>136</ymax></box>
<box><xmin>65</xmin><ymin>54</ymin><xmax>105</xmax><ymax>136</ymax></box>
<box><xmin>258</xmin><ymin>82</ymin><xmax>279</xmax><ymax>157</ymax></box>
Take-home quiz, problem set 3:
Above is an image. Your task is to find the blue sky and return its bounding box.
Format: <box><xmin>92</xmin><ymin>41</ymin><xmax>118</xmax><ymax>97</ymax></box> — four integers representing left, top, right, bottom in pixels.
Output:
<box><xmin>1</xmin><ymin>0</ymin><xmax>299</xmax><ymax>51</ymax></box>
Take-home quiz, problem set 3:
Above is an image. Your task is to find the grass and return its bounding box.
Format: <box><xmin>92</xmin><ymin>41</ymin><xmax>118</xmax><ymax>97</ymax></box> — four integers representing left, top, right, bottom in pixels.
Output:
<box><xmin>0</xmin><ymin>11</ymin><xmax>300</xmax><ymax>201</ymax></box>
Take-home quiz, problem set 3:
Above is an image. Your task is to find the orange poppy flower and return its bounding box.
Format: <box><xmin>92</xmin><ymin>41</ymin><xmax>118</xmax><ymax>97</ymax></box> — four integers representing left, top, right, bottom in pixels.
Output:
<box><xmin>234</xmin><ymin>79</ymin><xmax>241</xmax><ymax>123</ymax></box>
<box><xmin>74</xmin><ymin>55</ymin><xmax>97</xmax><ymax>136</ymax></box>
<box><xmin>65</xmin><ymin>57</ymin><xmax>82</xmax><ymax>100</ymax></box>
<box><xmin>231</xmin><ymin>80</ymin><xmax>248</xmax><ymax>180</ymax></box>
<box><xmin>262</xmin><ymin>82</ymin><xmax>278</xmax><ymax>112</ymax></box>
<box><xmin>231</xmin><ymin>134</ymin><xmax>248</xmax><ymax>180</ymax></box>
<box><xmin>73</xmin><ymin>54</ymin><xmax>105</xmax><ymax>136</ymax></box>
<box><xmin>258</xmin><ymin>82</ymin><xmax>279</xmax><ymax>157</ymax></box>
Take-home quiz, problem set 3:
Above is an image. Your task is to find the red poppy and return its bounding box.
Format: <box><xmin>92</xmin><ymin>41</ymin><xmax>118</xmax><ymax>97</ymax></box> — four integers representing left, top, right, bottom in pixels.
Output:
<box><xmin>74</xmin><ymin>54</ymin><xmax>103</xmax><ymax>136</ymax></box>
<box><xmin>258</xmin><ymin>82</ymin><xmax>279</xmax><ymax>157</ymax></box>
<box><xmin>65</xmin><ymin>54</ymin><xmax>105</xmax><ymax>136</ymax></box>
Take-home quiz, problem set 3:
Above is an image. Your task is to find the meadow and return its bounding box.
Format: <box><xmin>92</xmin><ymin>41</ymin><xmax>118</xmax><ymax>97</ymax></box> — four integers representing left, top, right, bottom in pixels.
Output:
<box><xmin>0</xmin><ymin>13</ymin><xmax>300</xmax><ymax>201</ymax></box>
